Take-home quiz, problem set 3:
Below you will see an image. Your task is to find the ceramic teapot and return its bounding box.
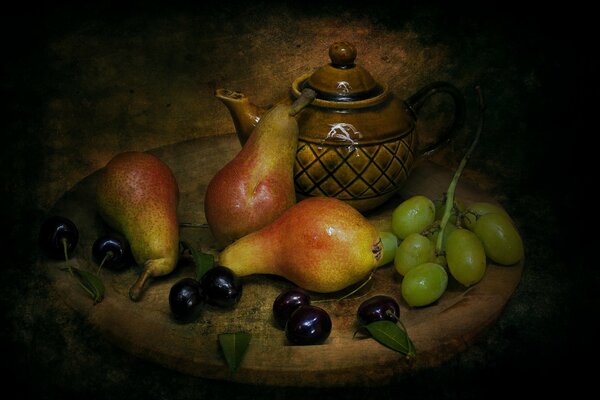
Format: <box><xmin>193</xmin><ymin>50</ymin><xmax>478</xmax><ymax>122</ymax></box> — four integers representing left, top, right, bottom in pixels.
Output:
<box><xmin>216</xmin><ymin>41</ymin><xmax>465</xmax><ymax>212</ymax></box>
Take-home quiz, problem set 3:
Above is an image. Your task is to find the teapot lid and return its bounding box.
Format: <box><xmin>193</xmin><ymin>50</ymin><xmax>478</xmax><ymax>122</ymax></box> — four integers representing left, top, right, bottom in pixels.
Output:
<box><xmin>303</xmin><ymin>42</ymin><xmax>383</xmax><ymax>101</ymax></box>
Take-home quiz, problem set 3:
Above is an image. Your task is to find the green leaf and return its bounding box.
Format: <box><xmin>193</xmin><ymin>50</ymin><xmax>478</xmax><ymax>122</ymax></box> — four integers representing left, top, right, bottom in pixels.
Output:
<box><xmin>180</xmin><ymin>240</ymin><xmax>214</xmax><ymax>281</ymax></box>
<box><xmin>363</xmin><ymin>320</ymin><xmax>416</xmax><ymax>358</ymax></box>
<box><xmin>61</xmin><ymin>267</ymin><xmax>105</xmax><ymax>303</ymax></box>
<box><xmin>218</xmin><ymin>332</ymin><xmax>251</xmax><ymax>375</ymax></box>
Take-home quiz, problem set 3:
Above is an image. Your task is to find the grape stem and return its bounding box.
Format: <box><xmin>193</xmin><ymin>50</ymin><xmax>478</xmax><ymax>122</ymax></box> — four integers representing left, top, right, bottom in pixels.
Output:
<box><xmin>436</xmin><ymin>86</ymin><xmax>485</xmax><ymax>256</ymax></box>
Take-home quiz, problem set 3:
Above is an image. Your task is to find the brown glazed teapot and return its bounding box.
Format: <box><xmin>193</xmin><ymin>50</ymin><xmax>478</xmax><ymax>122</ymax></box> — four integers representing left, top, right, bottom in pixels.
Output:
<box><xmin>216</xmin><ymin>41</ymin><xmax>465</xmax><ymax>212</ymax></box>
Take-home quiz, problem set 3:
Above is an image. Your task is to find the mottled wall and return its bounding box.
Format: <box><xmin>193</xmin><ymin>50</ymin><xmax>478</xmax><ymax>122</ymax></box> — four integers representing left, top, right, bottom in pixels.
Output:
<box><xmin>23</xmin><ymin>2</ymin><xmax>561</xmax><ymax>211</ymax></box>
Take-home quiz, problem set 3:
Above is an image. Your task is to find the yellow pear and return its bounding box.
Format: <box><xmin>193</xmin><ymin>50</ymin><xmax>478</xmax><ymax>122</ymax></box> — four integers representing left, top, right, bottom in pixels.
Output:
<box><xmin>218</xmin><ymin>197</ymin><xmax>382</xmax><ymax>293</ymax></box>
<box><xmin>96</xmin><ymin>151</ymin><xmax>179</xmax><ymax>301</ymax></box>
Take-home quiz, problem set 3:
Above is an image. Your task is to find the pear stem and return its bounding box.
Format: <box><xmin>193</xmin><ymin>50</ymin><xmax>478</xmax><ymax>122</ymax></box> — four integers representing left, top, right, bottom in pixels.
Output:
<box><xmin>288</xmin><ymin>88</ymin><xmax>316</xmax><ymax>116</ymax></box>
<box><xmin>129</xmin><ymin>269</ymin><xmax>152</xmax><ymax>302</ymax></box>
<box><xmin>436</xmin><ymin>85</ymin><xmax>485</xmax><ymax>256</ymax></box>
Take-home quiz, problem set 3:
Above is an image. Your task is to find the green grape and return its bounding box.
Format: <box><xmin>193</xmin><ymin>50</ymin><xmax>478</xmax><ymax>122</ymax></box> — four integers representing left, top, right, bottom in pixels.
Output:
<box><xmin>472</xmin><ymin>213</ymin><xmax>524</xmax><ymax>265</ymax></box>
<box><xmin>391</xmin><ymin>195</ymin><xmax>435</xmax><ymax>240</ymax></box>
<box><xmin>377</xmin><ymin>231</ymin><xmax>399</xmax><ymax>267</ymax></box>
<box><xmin>394</xmin><ymin>233</ymin><xmax>435</xmax><ymax>276</ymax></box>
<box><xmin>462</xmin><ymin>201</ymin><xmax>511</xmax><ymax>230</ymax></box>
<box><xmin>446</xmin><ymin>228</ymin><xmax>487</xmax><ymax>286</ymax></box>
<box><xmin>401</xmin><ymin>262</ymin><xmax>448</xmax><ymax>307</ymax></box>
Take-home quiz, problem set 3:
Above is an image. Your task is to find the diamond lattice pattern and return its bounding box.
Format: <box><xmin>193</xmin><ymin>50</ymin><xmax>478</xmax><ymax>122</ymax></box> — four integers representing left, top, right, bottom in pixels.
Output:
<box><xmin>294</xmin><ymin>135</ymin><xmax>416</xmax><ymax>200</ymax></box>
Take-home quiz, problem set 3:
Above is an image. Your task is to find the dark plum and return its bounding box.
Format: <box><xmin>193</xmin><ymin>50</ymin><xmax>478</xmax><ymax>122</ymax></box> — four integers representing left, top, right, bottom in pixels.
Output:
<box><xmin>273</xmin><ymin>288</ymin><xmax>311</xmax><ymax>329</ymax></box>
<box><xmin>357</xmin><ymin>295</ymin><xmax>400</xmax><ymax>325</ymax></box>
<box><xmin>200</xmin><ymin>266</ymin><xmax>242</xmax><ymax>308</ymax></box>
<box><xmin>39</xmin><ymin>216</ymin><xmax>79</xmax><ymax>259</ymax></box>
<box><xmin>169</xmin><ymin>278</ymin><xmax>205</xmax><ymax>321</ymax></box>
<box><xmin>92</xmin><ymin>233</ymin><xmax>132</xmax><ymax>271</ymax></box>
<box><xmin>285</xmin><ymin>305</ymin><xmax>332</xmax><ymax>345</ymax></box>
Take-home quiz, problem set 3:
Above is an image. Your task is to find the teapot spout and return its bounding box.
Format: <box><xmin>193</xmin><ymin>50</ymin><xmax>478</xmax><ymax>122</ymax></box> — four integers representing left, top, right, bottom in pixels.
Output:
<box><xmin>215</xmin><ymin>89</ymin><xmax>267</xmax><ymax>146</ymax></box>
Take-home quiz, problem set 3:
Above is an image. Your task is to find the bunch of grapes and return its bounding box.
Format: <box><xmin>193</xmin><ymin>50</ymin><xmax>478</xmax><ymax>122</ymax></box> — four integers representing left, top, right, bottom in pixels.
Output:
<box><xmin>384</xmin><ymin>195</ymin><xmax>523</xmax><ymax>307</ymax></box>
<box><xmin>381</xmin><ymin>86</ymin><xmax>523</xmax><ymax>307</ymax></box>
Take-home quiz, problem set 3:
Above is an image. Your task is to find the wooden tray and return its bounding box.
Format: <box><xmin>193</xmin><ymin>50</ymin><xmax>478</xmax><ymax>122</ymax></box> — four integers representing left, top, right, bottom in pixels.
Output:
<box><xmin>40</xmin><ymin>133</ymin><xmax>522</xmax><ymax>387</ymax></box>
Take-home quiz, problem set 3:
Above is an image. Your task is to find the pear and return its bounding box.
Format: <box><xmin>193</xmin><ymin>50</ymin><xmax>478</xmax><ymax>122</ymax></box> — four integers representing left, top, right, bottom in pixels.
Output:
<box><xmin>96</xmin><ymin>151</ymin><xmax>180</xmax><ymax>301</ymax></box>
<box><xmin>218</xmin><ymin>197</ymin><xmax>383</xmax><ymax>293</ymax></box>
<box><xmin>204</xmin><ymin>88</ymin><xmax>316</xmax><ymax>248</ymax></box>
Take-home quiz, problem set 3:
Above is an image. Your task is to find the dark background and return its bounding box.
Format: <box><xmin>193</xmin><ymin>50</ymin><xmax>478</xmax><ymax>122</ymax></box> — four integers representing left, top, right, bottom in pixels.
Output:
<box><xmin>2</xmin><ymin>1</ymin><xmax>594</xmax><ymax>398</ymax></box>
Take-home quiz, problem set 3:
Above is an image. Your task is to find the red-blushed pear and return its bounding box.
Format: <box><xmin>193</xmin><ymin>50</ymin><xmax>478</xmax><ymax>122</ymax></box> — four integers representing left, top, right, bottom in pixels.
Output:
<box><xmin>204</xmin><ymin>89</ymin><xmax>316</xmax><ymax>249</ymax></box>
<box><xmin>96</xmin><ymin>151</ymin><xmax>180</xmax><ymax>301</ymax></box>
<box><xmin>218</xmin><ymin>197</ymin><xmax>383</xmax><ymax>293</ymax></box>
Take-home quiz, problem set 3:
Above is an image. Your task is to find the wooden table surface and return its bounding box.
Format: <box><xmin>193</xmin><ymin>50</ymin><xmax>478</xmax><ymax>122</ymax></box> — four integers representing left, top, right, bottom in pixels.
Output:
<box><xmin>41</xmin><ymin>133</ymin><xmax>522</xmax><ymax>387</ymax></box>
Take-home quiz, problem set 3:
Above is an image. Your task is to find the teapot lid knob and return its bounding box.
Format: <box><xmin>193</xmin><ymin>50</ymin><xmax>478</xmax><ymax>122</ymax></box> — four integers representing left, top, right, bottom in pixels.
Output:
<box><xmin>302</xmin><ymin>41</ymin><xmax>382</xmax><ymax>102</ymax></box>
<box><xmin>329</xmin><ymin>42</ymin><xmax>357</xmax><ymax>67</ymax></box>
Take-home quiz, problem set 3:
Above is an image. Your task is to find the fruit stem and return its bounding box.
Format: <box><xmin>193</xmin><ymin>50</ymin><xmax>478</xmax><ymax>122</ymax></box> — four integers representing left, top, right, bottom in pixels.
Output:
<box><xmin>96</xmin><ymin>250</ymin><xmax>114</xmax><ymax>275</ymax></box>
<box><xmin>288</xmin><ymin>88</ymin><xmax>316</xmax><ymax>116</ymax></box>
<box><xmin>62</xmin><ymin>238</ymin><xmax>73</xmax><ymax>275</ymax></box>
<box><xmin>436</xmin><ymin>86</ymin><xmax>485</xmax><ymax>256</ymax></box>
<box><xmin>421</xmin><ymin>220</ymin><xmax>441</xmax><ymax>238</ymax></box>
<box><xmin>129</xmin><ymin>269</ymin><xmax>152</xmax><ymax>302</ymax></box>
<box><xmin>59</xmin><ymin>237</ymin><xmax>99</xmax><ymax>302</ymax></box>
<box><xmin>313</xmin><ymin>271</ymin><xmax>374</xmax><ymax>304</ymax></box>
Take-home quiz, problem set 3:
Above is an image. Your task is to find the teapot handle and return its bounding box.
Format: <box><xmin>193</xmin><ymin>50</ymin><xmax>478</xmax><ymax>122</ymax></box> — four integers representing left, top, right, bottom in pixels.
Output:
<box><xmin>405</xmin><ymin>81</ymin><xmax>466</xmax><ymax>156</ymax></box>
